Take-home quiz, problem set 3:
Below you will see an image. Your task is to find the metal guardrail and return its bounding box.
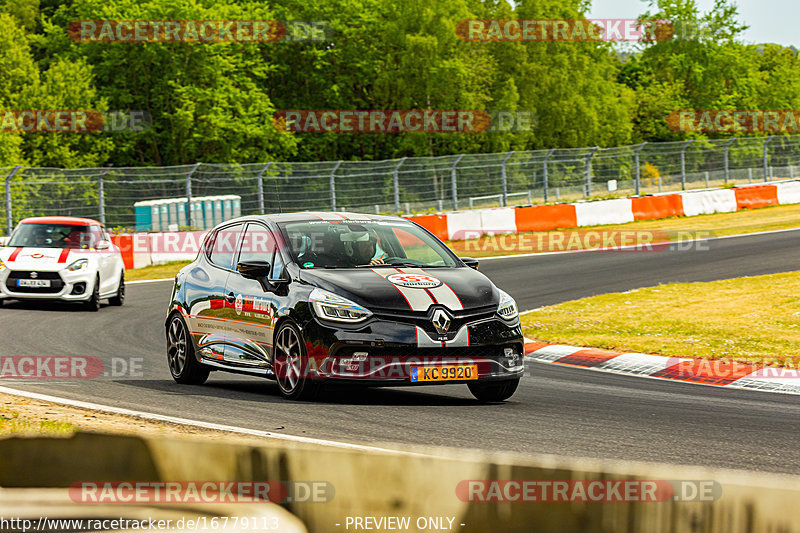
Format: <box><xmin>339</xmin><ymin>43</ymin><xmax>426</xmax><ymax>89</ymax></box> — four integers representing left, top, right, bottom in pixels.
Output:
<box><xmin>3</xmin><ymin>134</ymin><xmax>800</xmax><ymax>234</ymax></box>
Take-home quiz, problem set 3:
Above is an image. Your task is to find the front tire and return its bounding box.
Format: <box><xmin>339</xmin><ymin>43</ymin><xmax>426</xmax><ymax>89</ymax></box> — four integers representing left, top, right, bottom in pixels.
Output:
<box><xmin>468</xmin><ymin>378</ymin><xmax>520</xmax><ymax>403</ymax></box>
<box><xmin>84</xmin><ymin>276</ymin><xmax>100</xmax><ymax>312</ymax></box>
<box><xmin>109</xmin><ymin>272</ymin><xmax>125</xmax><ymax>306</ymax></box>
<box><xmin>167</xmin><ymin>313</ymin><xmax>209</xmax><ymax>385</ymax></box>
<box><xmin>273</xmin><ymin>321</ymin><xmax>321</xmax><ymax>401</ymax></box>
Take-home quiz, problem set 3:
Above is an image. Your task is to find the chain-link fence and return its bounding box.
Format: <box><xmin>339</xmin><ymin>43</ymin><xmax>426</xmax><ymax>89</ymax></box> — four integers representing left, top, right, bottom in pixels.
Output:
<box><xmin>3</xmin><ymin>134</ymin><xmax>800</xmax><ymax>234</ymax></box>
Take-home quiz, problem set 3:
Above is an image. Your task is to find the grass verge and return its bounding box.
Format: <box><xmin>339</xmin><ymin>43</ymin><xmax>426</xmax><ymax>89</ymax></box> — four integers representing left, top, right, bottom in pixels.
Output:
<box><xmin>126</xmin><ymin>260</ymin><xmax>190</xmax><ymax>281</ymax></box>
<box><xmin>521</xmin><ymin>270</ymin><xmax>800</xmax><ymax>366</ymax></box>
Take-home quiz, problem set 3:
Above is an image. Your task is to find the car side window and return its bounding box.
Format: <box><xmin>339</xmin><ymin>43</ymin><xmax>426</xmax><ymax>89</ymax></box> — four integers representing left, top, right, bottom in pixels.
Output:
<box><xmin>238</xmin><ymin>223</ymin><xmax>277</xmax><ymax>266</ymax></box>
<box><xmin>209</xmin><ymin>223</ymin><xmax>244</xmax><ymax>270</ymax></box>
<box><xmin>271</xmin><ymin>246</ymin><xmax>285</xmax><ymax>279</ymax></box>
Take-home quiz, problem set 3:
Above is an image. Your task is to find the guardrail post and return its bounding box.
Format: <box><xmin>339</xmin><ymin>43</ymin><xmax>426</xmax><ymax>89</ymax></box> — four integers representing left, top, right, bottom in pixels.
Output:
<box><xmin>763</xmin><ymin>135</ymin><xmax>774</xmax><ymax>182</ymax></box>
<box><xmin>680</xmin><ymin>140</ymin><xmax>692</xmax><ymax>190</ymax></box>
<box><xmin>98</xmin><ymin>166</ymin><xmax>112</xmax><ymax>225</ymax></box>
<box><xmin>393</xmin><ymin>157</ymin><xmax>406</xmax><ymax>212</ymax></box>
<box><xmin>584</xmin><ymin>147</ymin><xmax>598</xmax><ymax>197</ymax></box>
<box><xmin>451</xmin><ymin>154</ymin><xmax>464</xmax><ymax>211</ymax></box>
<box><xmin>634</xmin><ymin>142</ymin><xmax>647</xmax><ymax>195</ymax></box>
<box><xmin>501</xmin><ymin>151</ymin><xmax>514</xmax><ymax>206</ymax></box>
<box><xmin>330</xmin><ymin>160</ymin><xmax>342</xmax><ymax>211</ymax></box>
<box><xmin>185</xmin><ymin>162</ymin><xmax>200</xmax><ymax>228</ymax></box>
<box><xmin>5</xmin><ymin>166</ymin><xmax>21</xmax><ymax>235</ymax></box>
<box><xmin>543</xmin><ymin>149</ymin><xmax>555</xmax><ymax>203</ymax></box>
<box><xmin>723</xmin><ymin>138</ymin><xmax>735</xmax><ymax>185</ymax></box>
<box><xmin>255</xmin><ymin>163</ymin><xmax>272</xmax><ymax>215</ymax></box>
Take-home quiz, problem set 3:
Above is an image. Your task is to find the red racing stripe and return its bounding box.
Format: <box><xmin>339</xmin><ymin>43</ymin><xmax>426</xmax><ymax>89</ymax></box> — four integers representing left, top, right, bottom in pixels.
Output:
<box><xmin>8</xmin><ymin>247</ymin><xmax>22</xmax><ymax>261</ymax></box>
<box><xmin>57</xmin><ymin>249</ymin><xmax>70</xmax><ymax>263</ymax></box>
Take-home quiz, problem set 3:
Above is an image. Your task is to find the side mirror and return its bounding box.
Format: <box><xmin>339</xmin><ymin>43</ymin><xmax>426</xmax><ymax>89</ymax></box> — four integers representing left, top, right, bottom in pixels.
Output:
<box><xmin>96</xmin><ymin>241</ymin><xmax>111</xmax><ymax>250</ymax></box>
<box><xmin>237</xmin><ymin>260</ymin><xmax>271</xmax><ymax>279</ymax></box>
<box><xmin>460</xmin><ymin>257</ymin><xmax>479</xmax><ymax>270</ymax></box>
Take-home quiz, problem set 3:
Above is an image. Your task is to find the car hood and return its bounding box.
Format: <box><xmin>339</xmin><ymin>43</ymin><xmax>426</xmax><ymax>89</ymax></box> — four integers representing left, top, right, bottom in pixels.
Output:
<box><xmin>300</xmin><ymin>266</ymin><xmax>499</xmax><ymax>313</ymax></box>
<box><xmin>0</xmin><ymin>247</ymin><xmax>91</xmax><ymax>271</ymax></box>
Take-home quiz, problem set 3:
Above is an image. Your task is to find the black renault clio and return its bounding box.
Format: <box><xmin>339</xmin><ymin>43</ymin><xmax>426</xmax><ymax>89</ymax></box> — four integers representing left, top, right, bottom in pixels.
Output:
<box><xmin>165</xmin><ymin>212</ymin><xmax>524</xmax><ymax>401</ymax></box>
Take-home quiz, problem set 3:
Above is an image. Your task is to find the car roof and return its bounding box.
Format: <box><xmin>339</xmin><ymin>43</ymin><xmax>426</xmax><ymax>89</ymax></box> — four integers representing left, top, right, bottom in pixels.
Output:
<box><xmin>19</xmin><ymin>216</ymin><xmax>102</xmax><ymax>226</ymax></box>
<box><xmin>217</xmin><ymin>211</ymin><xmax>408</xmax><ymax>226</ymax></box>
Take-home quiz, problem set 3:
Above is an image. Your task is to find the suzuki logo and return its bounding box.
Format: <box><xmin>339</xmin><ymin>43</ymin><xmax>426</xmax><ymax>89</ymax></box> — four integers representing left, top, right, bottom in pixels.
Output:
<box><xmin>431</xmin><ymin>308</ymin><xmax>451</xmax><ymax>335</ymax></box>
<box><xmin>30</xmin><ymin>272</ymin><xmax>38</xmax><ymax>279</ymax></box>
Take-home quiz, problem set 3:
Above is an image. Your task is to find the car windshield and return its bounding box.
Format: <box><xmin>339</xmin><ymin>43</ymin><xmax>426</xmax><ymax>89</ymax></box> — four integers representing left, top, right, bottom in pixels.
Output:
<box><xmin>280</xmin><ymin>219</ymin><xmax>459</xmax><ymax>269</ymax></box>
<box><xmin>8</xmin><ymin>223</ymin><xmax>100</xmax><ymax>249</ymax></box>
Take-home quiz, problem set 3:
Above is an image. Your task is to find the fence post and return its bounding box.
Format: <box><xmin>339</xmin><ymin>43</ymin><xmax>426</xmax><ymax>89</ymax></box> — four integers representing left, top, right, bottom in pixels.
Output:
<box><xmin>451</xmin><ymin>154</ymin><xmax>464</xmax><ymax>211</ymax></box>
<box><xmin>330</xmin><ymin>160</ymin><xmax>342</xmax><ymax>211</ymax></box>
<box><xmin>255</xmin><ymin>163</ymin><xmax>272</xmax><ymax>215</ymax></box>
<box><xmin>5</xmin><ymin>166</ymin><xmax>21</xmax><ymax>235</ymax></box>
<box><xmin>501</xmin><ymin>151</ymin><xmax>514</xmax><ymax>207</ymax></box>
<box><xmin>185</xmin><ymin>162</ymin><xmax>200</xmax><ymax>228</ymax></box>
<box><xmin>543</xmin><ymin>148</ymin><xmax>555</xmax><ymax>203</ymax></box>
<box><xmin>680</xmin><ymin>140</ymin><xmax>692</xmax><ymax>190</ymax></box>
<box><xmin>723</xmin><ymin>138</ymin><xmax>735</xmax><ymax>185</ymax></box>
<box><xmin>393</xmin><ymin>157</ymin><xmax>406</xmax><ymax>213</ymax></box>
<box><xmin>763</xmin><ymin>135</ymin><xmax>774</xmax><ymax>182</ymax></box>
<box><xmin>634</xmin><ymin>142</ymin><xmax>647</xmax><ymax>195</ymax></box>
<box><xmin>98</xmin><ymin>166</ymin><xmax>112</xmax><ymax>225</ymax></box>
<box><xmin>584</xmin><ymin>147</ymin><xmax>598</xmax><ymax>197</ymax></box>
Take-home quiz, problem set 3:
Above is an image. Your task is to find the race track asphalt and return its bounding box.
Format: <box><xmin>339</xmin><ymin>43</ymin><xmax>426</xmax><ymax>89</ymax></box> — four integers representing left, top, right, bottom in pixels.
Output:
<box><xmin>2</xmin><ymin>229</ymin><xmax>800</xmax><ymax>474</ymax></box>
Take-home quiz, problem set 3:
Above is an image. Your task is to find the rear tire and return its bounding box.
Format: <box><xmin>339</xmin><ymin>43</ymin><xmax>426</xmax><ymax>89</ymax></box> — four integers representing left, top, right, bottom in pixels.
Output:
<box><xmin>84</xmin><ymin>276</ymin><xmax>100</xmax><ymax>312</ymax></box>
<box><xmin>468</xmin><ymin>378</ymin><xmax>520</xmax><ymax>403</ymax></box>
<box><xmin>109</xmin><ymin>272</ymin><xmax>125</xmax><ymax>306</ymax></box>
<box><xmin>273</xmin><ymin>321</ymin><xmax>321</xmax><ymax>401</ymax></box>
<box><xmin>166</xmin><ymin>313</ymin><xmax>209</xmax><ymax>385</ymax></box>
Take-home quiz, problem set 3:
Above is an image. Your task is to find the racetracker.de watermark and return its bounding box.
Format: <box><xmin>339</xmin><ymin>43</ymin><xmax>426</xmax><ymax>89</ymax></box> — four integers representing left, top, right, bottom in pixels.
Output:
<box><xmin>457</xmin><ymin>479</ymin><xmax>721</xmax><ymax>502</ymax></box>
<box><xmin>70</xmin><ymin>481</ymin><xmax>333</xmax><ymax>504</ymax></box>
<box><xmin>273</xmin><ymin>110</ymin><xmax>534</xmax><ymax>133</ymax></box>
<box><xmin>69</xmin><ymin>20</ymin><xmax>331</xmax><ymax>43</ymax></box>
<box><xmin>456</xmin><ymin>19</ymin><xmax>673</xmax><ymax>42</ymax></box>
<box><xmin>448</xmin><ymin>230</ymin><xmax>715</xmax><ymax>254</ymax></box>
<box><xmin>0</xmin><ymin>110</ymin><xmax>151</xmax><ymax>133</ymax></box>
<box><xmin>0</xmin><ymin>356</ymin><xmax>143</xmax><ymax>379</ymax></box>
<box><xmin>667</xmin><ymin>110</ymin><xmax>800</xmax><ymax>134</ymax></box>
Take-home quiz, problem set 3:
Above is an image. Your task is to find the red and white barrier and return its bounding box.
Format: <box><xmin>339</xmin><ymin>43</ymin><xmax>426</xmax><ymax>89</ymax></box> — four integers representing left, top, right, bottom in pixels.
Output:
<box><xmin>407</xmin><ymin>180</ymin><xmax>800</xmax><ymax>242</ymax></box>
<box><xmin>111</xmin><ymin>180</ymin><xmax>800</xmax><ymax>271</ymax></box>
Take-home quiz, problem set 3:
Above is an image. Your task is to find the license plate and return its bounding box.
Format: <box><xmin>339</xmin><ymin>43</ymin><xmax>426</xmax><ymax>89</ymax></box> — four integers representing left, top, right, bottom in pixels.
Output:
<box><xmin>410</xmin><ymin>364</ymin><xmax>478</xmax><ymax>382</ymax></box>
<box><xmin>17</xmin><ymin>279</ymin><xmax>50</xmax><ymax>288</ymax></box>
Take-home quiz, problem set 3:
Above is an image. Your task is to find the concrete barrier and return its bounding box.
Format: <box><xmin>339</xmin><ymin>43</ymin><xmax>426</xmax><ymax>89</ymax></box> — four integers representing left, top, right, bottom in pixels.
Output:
<box><xmin>1</xmin><ymin>432</ymin><xmax>799</xmax><ymax>533</ymax></box>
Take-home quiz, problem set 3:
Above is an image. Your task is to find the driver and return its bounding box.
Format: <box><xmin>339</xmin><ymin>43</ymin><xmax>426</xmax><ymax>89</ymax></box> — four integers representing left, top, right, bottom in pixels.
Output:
<box><xmin>342</xmin><ymin>227</ymin><xmax>388</xmax><ymax>266</ymax></box>
<box><xmin>31</xmin><ymin>228</ymin><xmax>50</xmax><ymax>247</ymax></box>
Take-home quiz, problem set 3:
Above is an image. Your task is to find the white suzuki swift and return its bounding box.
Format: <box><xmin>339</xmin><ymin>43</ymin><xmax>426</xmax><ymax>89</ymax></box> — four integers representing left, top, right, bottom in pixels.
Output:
<box><xmin>0</xmin><ymin>217</ymin><xmax>126</xmax><ymax>311</ymax></box>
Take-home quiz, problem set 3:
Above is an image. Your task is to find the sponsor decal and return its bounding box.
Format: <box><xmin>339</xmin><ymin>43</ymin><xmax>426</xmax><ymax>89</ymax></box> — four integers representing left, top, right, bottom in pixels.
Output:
<box><xmin>386</xmin><ymin>273</ymin><xmax>442</xmax><ymax>289</ymax></box>
<box><xmin>234</xmin><ymin>294</ymin><xmax>244</xmax><ymax>315</ymax></box>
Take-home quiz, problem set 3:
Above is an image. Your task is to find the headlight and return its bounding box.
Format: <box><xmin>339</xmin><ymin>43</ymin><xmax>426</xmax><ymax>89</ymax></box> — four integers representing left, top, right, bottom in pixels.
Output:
<box><xmin>67</xmin><ymin>259</ymin><xmax>88</xmax><ymax>271</ymax></box>
<box><xmin>310</xmin><ymin>288</ymin><xmax>372</xmax><ymax>323</ymax></box>
<box><xmin>497</xmin><ymin>289</ymin><xmax>518</xmax><ymax>321</ymax></box>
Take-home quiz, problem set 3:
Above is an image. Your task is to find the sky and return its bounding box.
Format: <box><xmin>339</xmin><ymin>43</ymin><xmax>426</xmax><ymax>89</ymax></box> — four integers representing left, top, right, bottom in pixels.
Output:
<box><xmin>587</xmin><ymin>0</ymin><xmax>800</xmax><ymax>48</ymax></box>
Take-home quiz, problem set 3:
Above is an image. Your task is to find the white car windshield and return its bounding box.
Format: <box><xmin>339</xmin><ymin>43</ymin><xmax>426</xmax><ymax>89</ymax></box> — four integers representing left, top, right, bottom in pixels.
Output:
<box><xmin>8</xmin><ymin>224</ymin><xmax>101</xmax><ymax>249</ymax></box>
<box><xmin>281</xmin><ymin>220</ymin><xmax>459</xmax><ymax>269</ymax></box>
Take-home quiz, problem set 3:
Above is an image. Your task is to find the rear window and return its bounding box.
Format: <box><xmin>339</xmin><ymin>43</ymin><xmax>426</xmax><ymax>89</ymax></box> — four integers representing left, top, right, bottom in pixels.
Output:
<box><xmin>8</xmin><ymin>224</ymin><xmax>99</xmax><ymax>249</ymax></box>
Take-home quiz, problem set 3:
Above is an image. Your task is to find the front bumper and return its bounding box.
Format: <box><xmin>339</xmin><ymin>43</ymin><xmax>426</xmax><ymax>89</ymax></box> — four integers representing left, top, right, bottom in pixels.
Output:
<box><xmin>300</xmin><ymin>314</ymin><xmax>525</xmax><ymax>384</ymax></box>
<box><xmin>0</xmin><ymin>268</ymin><xmax>95</xmax><ymax>301</ymax></box>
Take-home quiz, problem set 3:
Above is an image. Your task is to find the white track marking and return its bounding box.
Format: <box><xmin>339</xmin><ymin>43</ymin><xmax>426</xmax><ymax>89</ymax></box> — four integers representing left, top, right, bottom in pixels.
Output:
<box><xmin>0</xmin><ymin>385</ymin><xmax>435</xmax><ymax>457</ymax></box>
<box><xmin>127</xmin><ymin>278</ymin><xmax>174</xmax><ymax>285</ymax></box>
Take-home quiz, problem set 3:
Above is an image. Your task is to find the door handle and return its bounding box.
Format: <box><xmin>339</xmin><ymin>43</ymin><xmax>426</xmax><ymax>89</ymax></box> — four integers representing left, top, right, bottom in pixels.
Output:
<box><xmin>226</xmin><ymin>292</ymin><xmax>236</xmax><ymax>303</ymax></box>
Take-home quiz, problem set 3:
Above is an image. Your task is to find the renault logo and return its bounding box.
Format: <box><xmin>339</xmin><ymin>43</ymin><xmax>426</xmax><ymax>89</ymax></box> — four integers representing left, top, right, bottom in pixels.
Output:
<box><xmin>30</xmin><ymin>272</ymin><xmax>38</xmax><ymax>279</ymax></box>
<box><xmin>431</xmin><ymin>308</ymin><xmax>451</xmax><ymax>335</ymax></box>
